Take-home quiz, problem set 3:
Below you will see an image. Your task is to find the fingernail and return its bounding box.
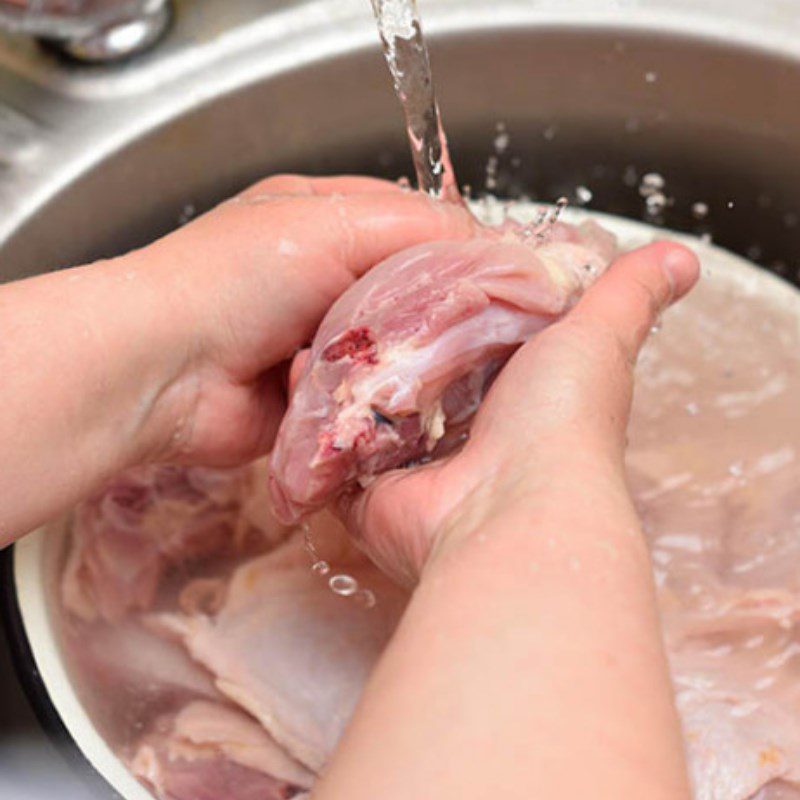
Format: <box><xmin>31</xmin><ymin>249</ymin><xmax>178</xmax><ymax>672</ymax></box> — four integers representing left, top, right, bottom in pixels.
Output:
<box><xmin>661</xmin><ymin>245</ymin><xmax>701</xmax><ymax>300</ymax></box>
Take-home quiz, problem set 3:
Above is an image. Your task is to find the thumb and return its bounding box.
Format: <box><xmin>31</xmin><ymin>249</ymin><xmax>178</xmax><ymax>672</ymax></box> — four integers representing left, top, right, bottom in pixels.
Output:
<box><xmin>569</xmin><ymin>240</ymin><xmax>700</xmax><ymax>363</ymax></box>
<box><xmin>466</xmin><ymin>241</ymin><xmax>701</xmax><ymax>462</ymax></box>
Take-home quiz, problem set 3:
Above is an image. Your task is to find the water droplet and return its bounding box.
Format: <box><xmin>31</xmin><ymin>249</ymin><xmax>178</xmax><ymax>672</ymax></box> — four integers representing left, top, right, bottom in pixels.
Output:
<box><xmin>784</xmin><ymin>211</ymin><xmax>798</xmax><ymax>228</ymax></box>
<box><xmin>650</xmin><ymin>318</ymin><xmax>662</xmax><ymax>334</ymax></box>
<box><xmin>728</xmin><ymin>461</ymin><xmax>744</xmax><ymax>477</ymax></box>
<box><xmin>575</xmin><ymin>185</ymin><xmax>593</xmax><ymax>205</ymax></box>
<box><xmin>485</xmin><ymin>154</ymin><xmax>499</xmax><ymax>190</ymax></box>
<box><xmin>691</xmin><ymin>201</ymin><xmax>709</xmax><ymax>220</ymax></box>
<box><xmin>645</xmin><ymin>192</ymin><xmax>668</xmax><ymax>216</ymax></box>
<box><xmin>645</xmin><ymin>70</ymin><xmax>658</xmax><ymax>83</ymax></box>
<box><xmin>685</xmin><ymin>402</ymin><xmax>700</xmax><ymax>416</ymax></box>
<box><xmin>510</xmin><ymin>156</ymin><xmax>522</xmax><ymax>168</ymax></box>
<box><xmin>754</xmin><ymin>675</ymin><xmax>777</xmax><ymax>691</ymax></box>
<box><xmin>493</xmin><ymin>121</ymin><xmax>510</xmax><ymax>153</ymax></box>
<box><xmin>312</xmin><ymin>560</ymin><xmax>331</xmax><ymax>576</ymax></box>
<box><xmin>639</xmin><ymin>172</ymin><xmax>666</xmax><ymax>196</ymax></box>
<box><xmin>726</xmin><ymin>200</ymin><xmax>735</xmax><ymax>209</ymax></box>
<box><xmin>700</xmin><ymin>232</ymin><xmax>713</xmax><ymax>244</ymax></box>
<box><xmin>302</xmin><ymin>523</ymin><xmax>318</xmax><ymax>558</ymax></box>
<box><xmin>329</xmin><ymin>574</ymin><xmax>359</xmax><ymax>597</ymax></box>
<box><xmin>542</xmin><ymin>124</ymin><xmax>558</xmax><ymax>141</ymax></box>
<box><xmin>552</xmin><ymin>196</ymin><xmax>569</xmax><ymax>217</ymax></box>
<box><xmin>355</xmin><ymin>589</ymin><xmax>376</xmax><ymax>609</ymax></box>
<box><xmin>396</xmin><ymin>175</ymin><xmax>412</xmax><ymax>190</ymax></box>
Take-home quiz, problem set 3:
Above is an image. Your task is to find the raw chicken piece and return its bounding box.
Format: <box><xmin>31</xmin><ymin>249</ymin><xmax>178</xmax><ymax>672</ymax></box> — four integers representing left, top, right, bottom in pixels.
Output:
<box><xmin>162</xmin><ymin>513</ymin><xmax>408</xmax><ymax>771</ymax></box>
<box><xmin>130</xmin><ymin>700</ymin><xmax>312</xmax><ymax>800</ymax></box>
<box><xmin>628</xmin><ymin>258</ymin><xmax>800</xmax><ymax>800</ymax></box>
<box><xmin>677</xmin><ymin>683</ymin><xmax>800</xmax><ymax>800</ymax></box>
<box><xmin>667</xmin><ymin>599</ymin><xmax>800</xmax><ymax>800</ymax></box>
<box><xmin>62</xmin><ymin>461</ymin><xmax>288</xmax><ymax>621</ymax></box>
<box><xmin>57</xmin><ymin>231</ymin><xmax>800</xmax><ymax>800</ymax></box>
<box><xmin>62</xmin><ymin>618</ymin><xmax>219</xmax><ymax>741</ymax></box>
<box><xmin>270</xmin><ymin>222</ymin><xmax>615</xmax><ymax>521</ymax></box>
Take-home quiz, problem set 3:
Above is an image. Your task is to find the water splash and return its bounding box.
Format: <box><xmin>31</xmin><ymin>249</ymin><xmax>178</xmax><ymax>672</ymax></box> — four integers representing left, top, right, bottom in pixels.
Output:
<box><xmin>303</xmin><ymin>521</ymin><xmax>376</xmax><ymax>608</ymax></box>
<box><xmin>575</xmin><ymin>185</ymin><xmax>593</xmax><ymax>206</ymax></box>
<box><xmin>484</xmin><ymin>121</ymin><xmax>509</xmax><ymax>192</ymax></box>
<box><xmin>370</xmin><ymin>0</ymin><xmax>460</xmax><ymax>202</ymax></box>
<box><xmin>638</xmin><ymin>172</ymin><xmax>672</xmax><ymax>221</ymax></box>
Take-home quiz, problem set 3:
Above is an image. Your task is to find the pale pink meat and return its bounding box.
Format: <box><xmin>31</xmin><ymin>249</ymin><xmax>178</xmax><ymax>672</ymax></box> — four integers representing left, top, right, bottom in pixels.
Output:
<box><xmin>269</xmin><ymin>222</ymin><xmax>616</xmax><ymax>522</ymax></box>
<box><xmin>629</xmin><ymin>264</ymin><xmax>800</xmax><ymax>800</ymax></box>
<box><xmin>62</xmin><ymin>461</ymin><xmax>287</xmax><ymax>621</ymax></box>
<box><xmin>161</xmin><ymin>513</ymin><xmax>408</xmax><ymax>772</ymax></box>
<box><xmin>79</xmin><ymin>620</ymin><xmax>213</xmax><ymax>698</ymax></box>
<box><xmin>56</xmin><ymin>243</ymin><xmax>800</xmax><ymax>800</ymax></box>
<box><xmin>675</xmin><ymin>671</ymin><xmax>800</xmax><ymax>800</ymax></box>
<box><xmin>130</xmin><ymin>700</ymin><xmax>312</xmax><ymax>800</ymax></box>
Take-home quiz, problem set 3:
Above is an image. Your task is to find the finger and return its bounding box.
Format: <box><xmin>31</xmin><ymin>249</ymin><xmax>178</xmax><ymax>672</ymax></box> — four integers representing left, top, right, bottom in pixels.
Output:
<box><xmin>238</xmin><ymin>174</ymin><xmax>406</xmax><ymax>201</ymax></box>
<box><xmin>569</xmin><ymin>241</ymin><xmax>700</xmax><ymax>365</ymax></box>
<box><xmin>466</xmin><ymin>241</ymin><xmax>700</xmax><ymax>462</ymax></box>
<box><xmin>154</xmin><ymin>187</ymin><xmax>475</xmax><ymax>376</ymax></box>
<box><xmin>318</xmin><ymin>191</ymin><xmax>476</xmax><ymax>280</ymax></box>
<box><xmin>217</xmin><ymin>190</ymin><xmax>474</xmax><ymax>282</ymax></box>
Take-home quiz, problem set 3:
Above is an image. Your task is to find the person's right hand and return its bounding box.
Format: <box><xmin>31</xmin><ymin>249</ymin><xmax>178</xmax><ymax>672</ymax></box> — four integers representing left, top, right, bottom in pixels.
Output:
<box><xmin>336</xmin><ymin>241</ymin><xmax>700</xmax><ymax>585</ymax></box>
<box><xmin>318</xmin><ymin>240</ymin><xmax>699</xmax><ymax>800</ymax></box>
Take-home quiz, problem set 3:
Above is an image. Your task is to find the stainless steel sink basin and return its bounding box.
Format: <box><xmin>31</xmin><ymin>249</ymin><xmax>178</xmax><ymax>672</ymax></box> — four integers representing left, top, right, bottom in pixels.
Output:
<box><xmin>0</xmin><ymin>0</ymin><xmax>798</xmax><ymax>287</ymax></box>
<box><xmin>1</xmin><ymin>2</ymin><xmax>800</xmax><ymax>796</ymax></box>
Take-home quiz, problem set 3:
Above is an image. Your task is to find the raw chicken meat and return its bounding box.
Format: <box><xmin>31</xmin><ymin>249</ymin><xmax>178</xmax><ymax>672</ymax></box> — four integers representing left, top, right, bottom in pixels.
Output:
<box><xmin>56</xmin><ymin>231</ymin><xmax>800</xmax><ymax>800</ymax></box>
<box><xmin>62</xmin><ymin>618</ymin><xmax>219</xmax><ymax>742</ymax></box>
<box><xmin>269</xmin><ymin>221</ymin><xmax>616</xmax><ymax>522</ymax></box>
<box><xmin>157</xmin><ymin>513</ymin><xmax>408</xmax><ymax>772</ymax></box>
<box><xmin>62</xmin><ymin>461</ymin><xmax>287</xmax><ymax>621</ymax></box>
<box><xmin>628</xmin><ymin>258</ymin><xmax>800</xmax><ymax>800</ymax></box>
<box><xmin>130</xmin><ymin>701</ymin><xmax>312</xmax><ymax>800</ymax></box>
<box><xmin>675</xmin><ymin>672</ymin><xmax>800</xmax><ymax>800</ymax></box>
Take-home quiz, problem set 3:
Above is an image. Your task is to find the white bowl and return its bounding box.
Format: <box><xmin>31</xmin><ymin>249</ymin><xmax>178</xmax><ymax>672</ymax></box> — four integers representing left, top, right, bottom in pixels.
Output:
<box><xmin>7</xmin><ymin>210</ymin><xmax>800</xmax><ymax>799</ymax></box>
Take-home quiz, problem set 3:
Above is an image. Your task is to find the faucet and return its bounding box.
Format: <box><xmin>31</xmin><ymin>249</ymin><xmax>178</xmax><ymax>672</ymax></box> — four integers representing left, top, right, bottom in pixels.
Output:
<box><xmin>0</xmin><ymin>0</ymin><xmax>172</xmax><ymax>62</ymax></box>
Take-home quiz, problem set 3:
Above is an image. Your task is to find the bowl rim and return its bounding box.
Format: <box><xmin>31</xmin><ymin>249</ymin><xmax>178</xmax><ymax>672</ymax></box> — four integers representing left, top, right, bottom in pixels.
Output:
<box><xmin>7</xmin><ymin>520</ymin><xmax>155</xmax><ymax>800</ymax></box>
<box><xmin>0</xmin><ymin>544</ymin><xmax>124</xmax><ymax>800</ymax></box>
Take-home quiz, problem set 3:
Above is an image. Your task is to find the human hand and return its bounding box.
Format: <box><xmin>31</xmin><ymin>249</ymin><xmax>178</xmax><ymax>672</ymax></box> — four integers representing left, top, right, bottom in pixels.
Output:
<box><xmin>335</xmin><ymin>241</ymin><xmax>701</xmax><ymax>585</ymax></box>
<box><xmin>125</xmin><ymin>175</ymin><xmax>475</xmax><ymax>467</ymax></box>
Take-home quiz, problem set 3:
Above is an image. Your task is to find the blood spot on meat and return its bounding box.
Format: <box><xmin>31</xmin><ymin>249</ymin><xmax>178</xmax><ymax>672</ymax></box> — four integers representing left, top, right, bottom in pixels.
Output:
<box><xmin>318</xmin><ymin>430</ymin><xmax>343</xmax><ymax>457</ymax></box>
<box><xmin>321</xmin><ymin>327</ymin><xmax>377</xmax><ymax>364</ymax></box>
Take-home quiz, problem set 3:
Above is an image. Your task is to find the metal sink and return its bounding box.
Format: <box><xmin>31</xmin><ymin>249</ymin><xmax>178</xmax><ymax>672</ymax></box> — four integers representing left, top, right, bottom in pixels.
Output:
<box><xmin>1</xmin><ymin>3</ymin><xmax>800</xmax><ymax>797</ymax></box>
<box><xmin>0</xmin><ymin>0</ymin><xmax>798</xmax><ymax>282</ymax></box>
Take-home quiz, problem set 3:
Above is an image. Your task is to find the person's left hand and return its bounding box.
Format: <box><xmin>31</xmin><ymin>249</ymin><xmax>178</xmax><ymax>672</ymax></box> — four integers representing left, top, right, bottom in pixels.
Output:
<box><xmin>0</xmin><ymin>174</ymin><xmax>475</xmax><ymax>539</ymax></box>
<box><xmin>127</xmin><ymin>175</ymin><xmax>475</xmax><ymax>467</ymax></box>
